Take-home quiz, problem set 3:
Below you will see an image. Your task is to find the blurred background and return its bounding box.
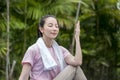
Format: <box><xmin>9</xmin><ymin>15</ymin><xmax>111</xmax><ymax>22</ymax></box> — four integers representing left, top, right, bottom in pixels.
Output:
<box><xmin>0</xmin><ymin>0</ymin><xmax>120</xmax><ymax>80</ymax></box>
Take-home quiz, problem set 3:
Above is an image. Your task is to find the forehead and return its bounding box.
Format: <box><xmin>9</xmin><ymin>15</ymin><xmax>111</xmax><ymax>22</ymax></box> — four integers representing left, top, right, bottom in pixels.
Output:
<box><xmin>45</xmin><ymin>17</ymin><xmax>57</xmax><ymax>24</ymax></box>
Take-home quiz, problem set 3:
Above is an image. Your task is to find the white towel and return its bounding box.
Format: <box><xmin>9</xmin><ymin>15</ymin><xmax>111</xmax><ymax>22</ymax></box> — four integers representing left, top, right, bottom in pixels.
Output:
<box><xmin>36</xmin><ymin>38</ymin><xmax>66</xmax><ymax>71</ymax></box>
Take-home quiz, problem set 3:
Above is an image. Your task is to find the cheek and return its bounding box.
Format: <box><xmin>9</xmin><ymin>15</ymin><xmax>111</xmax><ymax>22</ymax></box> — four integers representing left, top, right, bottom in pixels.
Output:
<box><xmin>43</xmin><ymin>28</ymin><xmax>50</xmax><ymax>34</ymax></box>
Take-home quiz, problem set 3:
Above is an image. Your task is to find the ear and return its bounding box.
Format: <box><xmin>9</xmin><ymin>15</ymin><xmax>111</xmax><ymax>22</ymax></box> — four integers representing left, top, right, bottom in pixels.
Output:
<box><xmin>39</xmin><ymin>27</ymin><xmax>44</xmax><ymax>33</ymax></box>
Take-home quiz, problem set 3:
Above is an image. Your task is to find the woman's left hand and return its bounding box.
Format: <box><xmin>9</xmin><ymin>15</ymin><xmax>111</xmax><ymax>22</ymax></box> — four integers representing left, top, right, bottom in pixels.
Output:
<box><xmin>75</xmin><ymin>20</ymin><xmax>80</xmax><ymax>40</ymax></box>
<box><xmin>65</xmin><ymin>20</ymin><xmax>82</xmax><ymax>66</ymax></box>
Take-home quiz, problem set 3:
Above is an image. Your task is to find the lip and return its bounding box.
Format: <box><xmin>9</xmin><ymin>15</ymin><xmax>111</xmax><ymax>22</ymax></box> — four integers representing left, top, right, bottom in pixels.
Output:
<box><xmin>51</xmin><ymin>33</ymin><xmax>58</xmax><ymax>35</ymax></box>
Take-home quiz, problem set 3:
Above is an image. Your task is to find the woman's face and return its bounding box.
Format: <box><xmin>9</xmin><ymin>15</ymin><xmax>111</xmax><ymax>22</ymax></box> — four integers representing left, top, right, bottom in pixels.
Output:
<box><xmin>40</xmin><ymin>17</ymin><xmax>59</xmax><ymax>39</ymax></box>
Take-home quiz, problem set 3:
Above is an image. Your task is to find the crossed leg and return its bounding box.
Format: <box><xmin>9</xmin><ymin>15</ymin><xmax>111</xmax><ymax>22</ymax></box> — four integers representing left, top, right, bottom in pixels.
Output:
<box><xmin>53</xmin><ymin>65</ymin><xmax>87</xmax><ymax>80</ymax></box>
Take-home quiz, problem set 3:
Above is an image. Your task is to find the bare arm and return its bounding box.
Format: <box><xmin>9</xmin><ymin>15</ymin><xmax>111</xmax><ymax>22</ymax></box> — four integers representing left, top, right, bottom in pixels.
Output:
<box><xmin>19</xmin><ymin>63</ymin><xmax>31</xmax><ymax>80</ymax></box>
<box><xmin>65</xmin><ymin>21</ymin><xmax>82</xmax><ymax>66</ymax></box>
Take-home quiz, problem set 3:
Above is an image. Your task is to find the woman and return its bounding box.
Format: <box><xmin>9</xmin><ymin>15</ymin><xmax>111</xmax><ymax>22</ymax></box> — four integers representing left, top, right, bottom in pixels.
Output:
<box><xmin>19</xmin><ymin>15</ymin><xmax>82</xmax><ymax>80</ymax></box>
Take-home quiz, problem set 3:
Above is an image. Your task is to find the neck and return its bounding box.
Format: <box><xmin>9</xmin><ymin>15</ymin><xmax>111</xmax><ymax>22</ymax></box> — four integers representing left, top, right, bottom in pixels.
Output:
<box><xmin>42</xmin><ymin>37</ymin><xmax>53</xmax><ymax>48</ymax></box>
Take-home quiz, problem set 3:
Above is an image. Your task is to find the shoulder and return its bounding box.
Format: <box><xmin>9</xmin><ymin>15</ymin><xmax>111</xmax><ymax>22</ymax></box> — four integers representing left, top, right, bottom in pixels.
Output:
<box><xmin>59</xmin><ymin>46</ymin><xmax>69</xmax><ymax>52</ymax></box>
<box><xmin>24</xmin><ymin>43</ymin><xmax>40</xmax><ymax>57</ymax></box>
<box><xmin>23</xmin><ymin>43</ymin><xmax>41</xmax><ymax>60</ymax></box>
<box><xmin>59</xmin><ymin>46</ymin><xmax>70</xmax><ymax>57</ymax></box>
<box><xmin>22</xmin><ymin>43</ymin><xmax>40</xmax><ymax>67</ymax></box>
<box><xmin>27</xmin><ymin>43</ymin><xmax>39</xmax><ymax>52</ymax></box>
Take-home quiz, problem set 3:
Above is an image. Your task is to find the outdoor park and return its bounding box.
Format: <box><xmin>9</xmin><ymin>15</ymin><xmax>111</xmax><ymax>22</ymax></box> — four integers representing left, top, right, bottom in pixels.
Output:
<box><xmin>0</xmin><ymin>0</ymin><xmax>120</xmax><ymax>80</ymax></box>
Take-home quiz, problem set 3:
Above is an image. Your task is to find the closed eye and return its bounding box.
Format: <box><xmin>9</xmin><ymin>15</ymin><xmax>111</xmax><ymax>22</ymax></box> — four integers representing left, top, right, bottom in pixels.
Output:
<box><xmin>55</xmin><ymin>24</ymin><xmax>59</xmax><ymax>28</ymax></box>
<box><xmin>47</xmin><ymin>23</ymin><xmax>59</xmax><ymax>28</ymax></box>
<box><xmin>48</xmin><ymin>23</ymin><xmax>53</xmax><ymax>27</ymax></box>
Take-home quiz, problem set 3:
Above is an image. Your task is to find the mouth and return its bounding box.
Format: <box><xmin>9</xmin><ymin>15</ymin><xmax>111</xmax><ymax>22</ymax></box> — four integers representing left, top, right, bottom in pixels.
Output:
<box><xmin>52</xmin><ymin>33</ymin><xmax>57</xmax><ymax>35</ymax></box>
<box><xmin>51</xmin><ymin>32</ymin><xmax>58</xmax><ymax>35</ymax></box>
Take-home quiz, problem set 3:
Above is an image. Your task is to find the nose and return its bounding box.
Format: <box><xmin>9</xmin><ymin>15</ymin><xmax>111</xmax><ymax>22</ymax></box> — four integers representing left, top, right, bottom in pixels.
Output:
<box><xmin>53</xmin><ymin>25</ymin><xmax>58</xmax><ymax>30</ymax></box>
<box><xmin>52</xmin><ymin>26</ymin><xmax>59</xmax><ymax>33</ymax></box>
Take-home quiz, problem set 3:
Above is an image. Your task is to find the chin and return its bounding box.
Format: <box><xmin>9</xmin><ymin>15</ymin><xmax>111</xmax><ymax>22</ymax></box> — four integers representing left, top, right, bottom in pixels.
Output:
<box><xmin>50</xmin><ymin>36</ymin><xmax>57</xmax><ymax>39</ymax></box>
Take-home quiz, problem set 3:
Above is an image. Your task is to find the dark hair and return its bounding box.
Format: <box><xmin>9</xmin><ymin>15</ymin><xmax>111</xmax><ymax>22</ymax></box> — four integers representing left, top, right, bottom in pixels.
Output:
<box><xmin>37</xmin><ymin>15</ymin><xmax>58</xmax><ymax>37</ymax></box>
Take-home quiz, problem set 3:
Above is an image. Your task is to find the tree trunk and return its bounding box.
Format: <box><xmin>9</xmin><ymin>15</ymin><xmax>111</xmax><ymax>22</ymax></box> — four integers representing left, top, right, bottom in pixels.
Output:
<box><xmin>23</xmin><ymin>0</ymin><xmax>27</xmax><ymax>54</ymax></box>
<box><xmin>6</xmin><ymin>0</ymin><xmax>10</xmax><ymax>80</ymax></box>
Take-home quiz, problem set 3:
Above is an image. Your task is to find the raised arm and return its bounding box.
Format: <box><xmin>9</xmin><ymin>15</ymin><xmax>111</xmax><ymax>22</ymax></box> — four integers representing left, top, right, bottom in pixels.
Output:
<box><xmin>65</xmin><ymin>21</ymin><xmax>82</xmax><ymax>66</ymax></box>
<box><xmin>74</xmin><ymin>20</ymin><xmax>82</xmax><ymax>65</ymax></box>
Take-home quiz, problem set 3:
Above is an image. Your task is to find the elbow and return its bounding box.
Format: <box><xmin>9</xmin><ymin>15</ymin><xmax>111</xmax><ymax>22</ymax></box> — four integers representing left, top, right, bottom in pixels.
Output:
<box><xmin>73</xmin><ymin>60</ymin><xmax>82</xmax><ymax>66</ymax></box>
<box><xmin>79</xmin><ymin>61</ymin><xmax>82</xmax><ymax>65</ymax></box>
<box><xmin>74</xmin><ymin>58</ymin><xmax>82</xmax><ymax>66</ymax></box>
<box><xmin>77</xmin><ymin>61</ymin><xmax>82</xmax><ymax>66</ymax></box>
